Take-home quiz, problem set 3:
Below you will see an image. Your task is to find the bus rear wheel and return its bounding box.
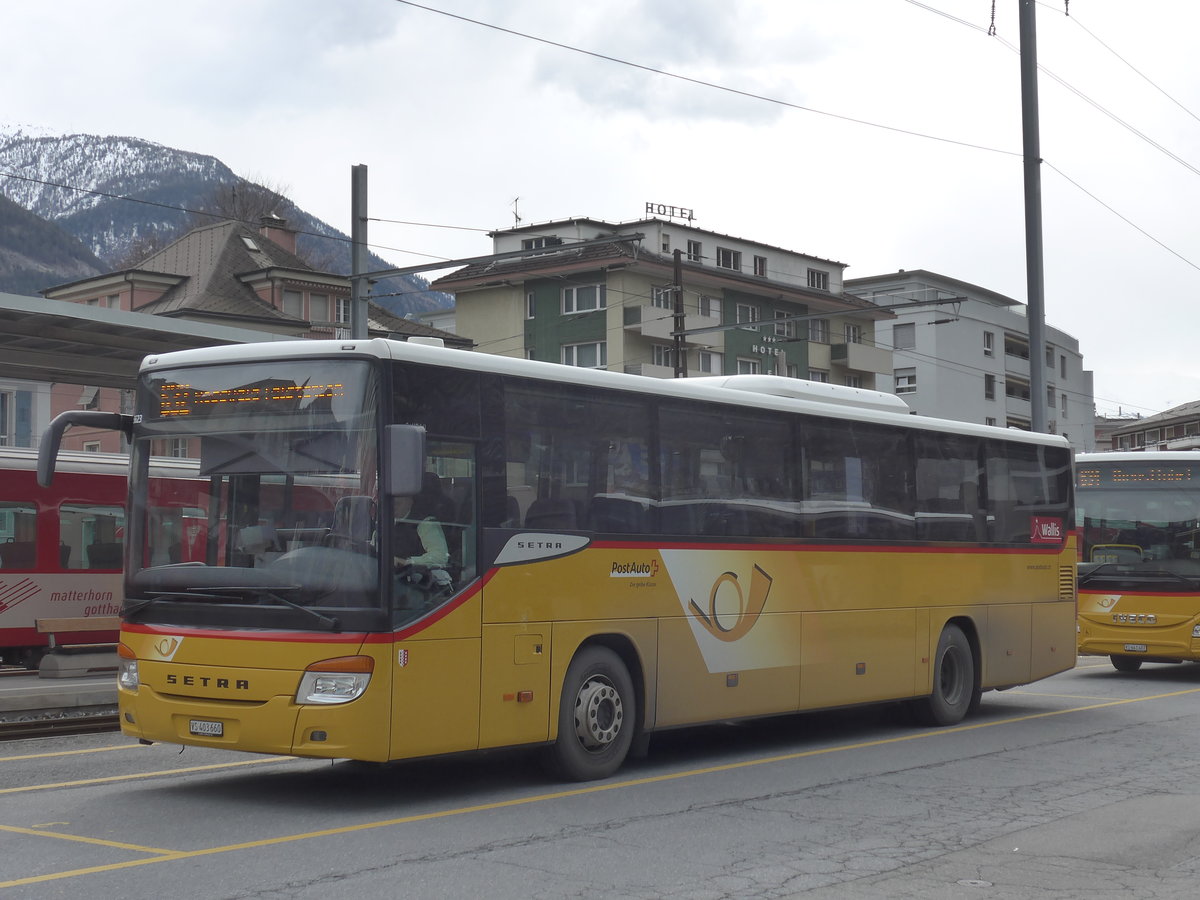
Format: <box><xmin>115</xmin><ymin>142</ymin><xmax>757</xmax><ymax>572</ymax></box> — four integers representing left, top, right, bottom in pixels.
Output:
<box><xmin>547</xmin><ymin>645</ymin><xmax>635</xmax><ymax>781</ymax></box>
<box><xmin>1110</xmin><ymin>655</ymin><xmax>1143</xmax><ymax>673</ymax></box>
<box><xmin>913</xmin><ymin>624</ymin><xmax>977</xmax><ymax>726</ymax></box>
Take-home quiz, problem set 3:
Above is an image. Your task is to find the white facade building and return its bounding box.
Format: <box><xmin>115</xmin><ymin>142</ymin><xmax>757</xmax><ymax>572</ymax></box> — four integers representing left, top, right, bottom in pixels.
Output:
<box><xmin>846</xmin><ymin>270</ymin><xmax>1096</xmax><ymax>453</ymax></box>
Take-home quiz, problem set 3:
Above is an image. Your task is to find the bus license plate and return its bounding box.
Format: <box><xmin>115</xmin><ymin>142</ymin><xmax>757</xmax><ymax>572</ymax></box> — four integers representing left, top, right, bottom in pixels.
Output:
<box><xmin>189</xmin><ymin>719</ymin><xmax>223</xmax><ymax>737</ymax></box>
<box><xmin>1124</xmin><ymin>644</ymin><xmax>1148</xmax><ymax>653</ymax></box>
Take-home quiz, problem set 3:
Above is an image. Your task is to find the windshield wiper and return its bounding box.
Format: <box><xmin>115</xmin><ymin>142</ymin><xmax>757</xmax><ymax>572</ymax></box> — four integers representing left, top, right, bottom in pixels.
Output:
<box><xmin>198</xmin><ymin>585</ymin><xmax>341</xmax><ymax>631</ymax></box>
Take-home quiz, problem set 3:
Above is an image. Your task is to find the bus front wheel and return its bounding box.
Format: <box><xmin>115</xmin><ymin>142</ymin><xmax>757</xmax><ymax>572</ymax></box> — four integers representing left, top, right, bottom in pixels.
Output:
<box><xmin>1110</xmin><ymin>655</ymin><xmax>1143</xmax><ymax>673</ymax></box>
<box><xmin>913</xmin><ymin>624</ymin><xmax>977</xmax><ymax>726</ymax></box>
<box><xmin>547</xmin><ymin>645</ymin><xmax>636</xmax><ymax>781</ymax></box>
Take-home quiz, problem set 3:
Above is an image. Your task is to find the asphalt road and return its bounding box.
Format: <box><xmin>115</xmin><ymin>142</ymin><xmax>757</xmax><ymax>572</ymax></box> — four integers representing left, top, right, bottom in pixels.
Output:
<box><xmin>4</xmin><ymin>655</ymin><xmax>1200</xmax><ymax>899</ymax></box>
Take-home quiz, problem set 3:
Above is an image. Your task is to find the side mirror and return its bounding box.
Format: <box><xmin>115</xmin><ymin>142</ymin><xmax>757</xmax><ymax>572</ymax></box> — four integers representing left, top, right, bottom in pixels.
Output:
<box><xmin>382</xmin><ymin>424</ymin><xmax>426</xmax><ymax>497</ymax></box>
<box><xmin>39</xmin><ymin>410</ymin><xmax>134</xmax><ymax>487</ymax></box>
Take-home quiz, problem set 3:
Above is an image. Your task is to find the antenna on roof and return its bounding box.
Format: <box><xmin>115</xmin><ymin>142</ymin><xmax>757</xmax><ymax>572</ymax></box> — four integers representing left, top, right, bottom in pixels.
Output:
<box><xmin>512</xmin><ymin>196</ymin><xmax>521</xmax><ymax>226</ymax></box>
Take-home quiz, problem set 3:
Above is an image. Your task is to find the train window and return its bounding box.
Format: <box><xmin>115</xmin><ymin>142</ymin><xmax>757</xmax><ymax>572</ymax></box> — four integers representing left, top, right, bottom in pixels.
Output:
<box><xmin>60</xmin><ymin>504</ymin><xmax>125</xmax><ymax>570</ymax></box>
<box><xmin>0</xmin><ymin>501</ymin><xmax>36</xmax><ymax>568</ymax></box>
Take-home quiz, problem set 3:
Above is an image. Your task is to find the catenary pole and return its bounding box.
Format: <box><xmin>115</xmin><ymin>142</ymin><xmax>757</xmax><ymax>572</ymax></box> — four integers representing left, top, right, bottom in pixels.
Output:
<box><xmin>351</xmin><ymin>164</ymin><xmax>369</xmax><ymax>340</ymax></box>
<box><xmin>1020</xmin><ymin>0</ymin><xmax>1048</xmax><ymax>433</ymax></box>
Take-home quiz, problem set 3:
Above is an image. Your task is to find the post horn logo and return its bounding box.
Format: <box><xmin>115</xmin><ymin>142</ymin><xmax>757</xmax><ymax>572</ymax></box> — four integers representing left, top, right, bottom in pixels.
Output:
<box><xmin>687</xmin><ymin>565</ymin><xmax>773</xmax><ymax>642</ymax></box>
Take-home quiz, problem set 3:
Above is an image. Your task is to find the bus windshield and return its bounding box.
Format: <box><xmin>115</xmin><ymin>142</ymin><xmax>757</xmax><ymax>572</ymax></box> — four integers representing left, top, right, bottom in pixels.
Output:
<box><xmin>1077</xmin><ymin>460</ymin><xmax>1200</xmax><ymax>588</ymax></box>
<box><xmin>126</xmin><ymin>359</ymin><xmax>383</xmax><ymax>628</ymax></box>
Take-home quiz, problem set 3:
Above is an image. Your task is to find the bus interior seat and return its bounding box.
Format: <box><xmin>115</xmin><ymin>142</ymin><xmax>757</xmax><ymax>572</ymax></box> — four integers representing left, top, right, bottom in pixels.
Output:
<box><xmin>588</xmin><ymin>496</ymin><xmax>648</xmax><ymax>534</ymax></box>
<box><xmin>524</xmin><ymin>498</ymin><xmax>577</xmax><ymax>530</ymax></box>
<box><xmin>60</xmin><ymin>543</ymin><xmax>72</xmax><ymax>567</ymax></box>
<box><xmin>0</xmin><ymin>540</ymin><xmax>36</xmax><ymax>568</ymax></box>
<box><xmin>325</xmin><ymin>495</ymin><xmax>376</xmax><ymax>551</ymax></box>
<box><xmin>86</xmin><ymin>541</ymin><xmax>123</xmax><ymax>569</ymax></box>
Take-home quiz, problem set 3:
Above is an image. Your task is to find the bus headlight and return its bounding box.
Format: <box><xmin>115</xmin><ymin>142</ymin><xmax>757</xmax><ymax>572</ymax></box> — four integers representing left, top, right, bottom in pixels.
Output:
<box><xmin>117</xmin><ymin>644</ymin><xmax>139</xmax><ymax>692</ymax></box>
<box><xmin>295</xmin><ymin>655</ymin><xmax>374</xmax><ymax>705</ymax></box>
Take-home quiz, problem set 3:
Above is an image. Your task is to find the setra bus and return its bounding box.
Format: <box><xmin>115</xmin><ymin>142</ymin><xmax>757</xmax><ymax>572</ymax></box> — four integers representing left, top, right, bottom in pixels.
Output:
<box><xmin>40</xmin><ymin>339</ymin><xmax>1077</xmax><ymax>780</ymax></box>
<box><xmin>1076</xmin><ymin>451</ymin><xmax>1200</xmax><ymax>672</ymax></box>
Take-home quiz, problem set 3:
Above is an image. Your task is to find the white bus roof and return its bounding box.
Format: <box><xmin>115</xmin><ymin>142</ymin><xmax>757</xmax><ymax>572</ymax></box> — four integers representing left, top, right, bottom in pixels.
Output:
<box><xmin>141</xmin><ymin>339</ymin><xmax>1070</xmax><ymax>450</ymax></box>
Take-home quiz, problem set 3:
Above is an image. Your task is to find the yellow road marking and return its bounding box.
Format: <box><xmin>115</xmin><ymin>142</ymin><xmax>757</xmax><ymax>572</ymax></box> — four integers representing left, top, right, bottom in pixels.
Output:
<box><xmin>0</xmin><ymin>744</ymin><xmax>150</xmax><ymax>763</ymax></box>
<box><xmin>4</xmin><ymin>684</ymin><xmax>1200</xmax><ymax>889</ymax></box>
<box><xmin>0</xmin><ymin>824</ymin><xmax>173</xmax><ymax>855</ymax></box>
<box><xmin>0</xmin><ymin>755</ymin><xmax>295</xmax><ymax>795</ymax></box>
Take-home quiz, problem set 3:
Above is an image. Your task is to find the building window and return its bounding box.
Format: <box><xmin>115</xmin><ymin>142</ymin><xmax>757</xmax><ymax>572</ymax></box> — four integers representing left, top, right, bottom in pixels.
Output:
<box><xmin>809</xmin><ymin>318</ymin><xmax>830</xmax><ymax>344</ymax></box>
<box><xmin>652</xmin><ymin>345</ymin><xmax>673</xmax><ymax>368</ymax></box>
<box><xmin>526</xmin><ymin>291</ymin><xmax>535</xmax><ymax>319</ymax></box>
<box><xmin>736</xmin><ymin>303</ymin><xmax>760</xmax><ymax>330</ymax></box>
<box><xmin>283</xmin><ymin>289</ymin><xmax>304</xmax><ymax>318</ymax></box>
<box><xmin>309</xmin><ymin>293</ymin><xmax>329</xmax><ymax>322</ymax></box>
<box><xmin>983</xmin><ymin>331</ymin><xmax>994</xmax><ymax>356</ymax></box>
<box><xmin>807</xmin><ymin>268</ymin><xmax>829</xmax><ymax>291</ymax></box>
<box><xmin>168</xmin><ymin>438</ymin><xmax>190</xmax><ymax>458</ymax></box>
<box><xmin>698</xmin><ymin>350</ymin><xmax>723</xmax><ymax>374</ymax></box>
<box><xmin>986</xmin><ymin>417</ymin><xmax>997</xmax><ymax>427</ymax></box>
<box><xmin>334</xmin><ymin>297</ymin><xmax>350</xmax><ymax>324</ymax></box>
<box><xmin>893</xmin><ymin>322</ymin><xmax>915</xmax><ymax>350</ymax></box>
<box><xmin>1004</xmin><ymin>334</ymin><xmax>1029</xmax><ymax>360</ymax></box>
<box><xmin>1006</xmin><ymin>376</ymin><xmax>1031</xmax><ymax>401</ymax></box>
<box><xmin>698</xmin><ymin>295</ymin><xmax>720</xmax><ymax>318</ymax></box>
<box><xmin>0</xmin><ymin>391</ymin><xmax>9</xmax><ymax>446</ymax></box>
<box><xmin>1061</xmin><ymin>393</ymin><xmax>1068</xmax><ymax>419</ymax></box>
<box><xmin>808</xmin><ymin>369</ymin><xmax>830</xmax><ymax>383</ymax></box>
<box><xmin>984</xmin><ymin>374</ymin><xmax>996</xmax><ymax>400</ymax></box>
<box><xmin>661</xmin><ymin>234</ymin><xmax>671</xmax><ymax>253</ymax></box>
<box><xmin>1060</xmin><ymin>355</ymin><xmax>1067</xmax><ymax>378</ymax></box>
<box><xmin>844</xmin><ymin>323</ymin><xmax>863</xmax><ymax>344</ymax></box>
<box><xmin>716</xmin><ymin>247</ymin><xmax>742</xmax><ymax>271</ymax></box>
<box><xmin>562</xmin><ymin>341</ymin><xmax>607</xmax><ymax>368</ymax></box>
<box><xmin>522</xmin><ymin>236</ymin><xmax>559</xmax><ymax>251</ymax></box>
<box><xmin>845</xmin><ymin>374</ymin><xmax>862</xmax><ymax>388</ymax></box>
<box><xmin>562</xmin><ymin>284</ymin><xmax>606</xmax><ymax>314</ymax></box>
<box><xmin>1047</xmin><ymin>386</ymin><xmax>1056</xmax><ymax>408</ymax></box>
<box><xmin>652</xmin><ymin>286</ymin><xmax>673</xmax><ymax>310</ymax></box>
<box><xmin>687</xmin><ymin>240</ymin><xmax>703</xmax><ymax>262</ymax></box>
<box><xmin>753</xmin><ymin>255</ymin><xmax>768</xmax><ymax>277</ymax></box>
<box><xmin>1046</xmin><ymin>345</ymin><xmax>1055</xmax><ymax>367</ymax></box>
<box><xmin>83</xmin><ymin>441</ymin><xmax>101</xmax><ymax>453</ymax></box>
<box><xmin>895</xmin><ymin>368</ymin><xmax>916</xmax><ymax>394</ymax></box>
<box><xmin>774</xmin><ymin>311</ymin><xmax>795</xmax><ymax>338</ymax></box>
<box><xmin>737</xmin><ymin>357</ymin><xmax>760</xmax><ymax>375</ymax></box>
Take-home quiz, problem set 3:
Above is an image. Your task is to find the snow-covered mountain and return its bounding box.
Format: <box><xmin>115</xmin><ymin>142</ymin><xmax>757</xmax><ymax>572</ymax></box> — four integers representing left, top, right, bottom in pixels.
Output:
<box><xmin>0</xmin><ymin>125</ymin><xmax>447</xmax><ymax>313</ymax></box>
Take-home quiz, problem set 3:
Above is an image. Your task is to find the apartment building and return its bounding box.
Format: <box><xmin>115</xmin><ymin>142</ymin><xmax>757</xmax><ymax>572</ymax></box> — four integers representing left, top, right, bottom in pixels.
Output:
<box><xmin>432</xmin><ymin>216</ymin><xmax>893</xmax><ymax>386</ymax></box>
<box><xmin>846</xmin><ymin>270</ymin><xmax>1096</xmax><ymax>452</ymax></box>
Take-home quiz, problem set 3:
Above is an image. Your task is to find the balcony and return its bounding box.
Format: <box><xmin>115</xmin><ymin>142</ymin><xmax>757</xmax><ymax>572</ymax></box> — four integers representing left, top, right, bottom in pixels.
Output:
<box><xmin>623</xmin><ymin>304</ymin><xmax>715</xmax><ymax>344</ymax></box>
<box><xmin>830</xmin><ymin>341</ymin><xmax>891</xmax><ymax>375</ymax></box>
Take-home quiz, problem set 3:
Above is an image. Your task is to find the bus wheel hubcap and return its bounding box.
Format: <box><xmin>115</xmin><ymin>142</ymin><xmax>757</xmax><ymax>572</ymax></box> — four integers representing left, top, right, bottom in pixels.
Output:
<box><xmin>574</xmin><ymin>676</ymin><xmax>622</xmax><ymax>749</ymax></box>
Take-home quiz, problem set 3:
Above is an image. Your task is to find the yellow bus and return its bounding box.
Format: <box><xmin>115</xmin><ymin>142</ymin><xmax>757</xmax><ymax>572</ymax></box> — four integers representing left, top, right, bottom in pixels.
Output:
<box><xmin>41</xmin><ymin>339</ymin><xmax>1077</xmax><ymax>780</ymax></box>
<box><xmin>1076</xmin><ymin>451</ymin><xmax>1200</xmax><ymax>672</ymax></box>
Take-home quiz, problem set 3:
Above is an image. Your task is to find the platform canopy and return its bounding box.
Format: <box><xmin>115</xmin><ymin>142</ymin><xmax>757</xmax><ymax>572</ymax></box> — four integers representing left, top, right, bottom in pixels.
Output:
<box><xmin>0</xmin><ymin>292</ymin><xmax>291</xmax><ymax>390</ymax></box>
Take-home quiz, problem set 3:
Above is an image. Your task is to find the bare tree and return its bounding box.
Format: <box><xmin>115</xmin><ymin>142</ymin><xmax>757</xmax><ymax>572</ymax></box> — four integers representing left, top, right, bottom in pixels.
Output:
<box><xmin>186</xmin><ymin>174</ymin><xmax>293</xmax><ymax>230</ymax></box>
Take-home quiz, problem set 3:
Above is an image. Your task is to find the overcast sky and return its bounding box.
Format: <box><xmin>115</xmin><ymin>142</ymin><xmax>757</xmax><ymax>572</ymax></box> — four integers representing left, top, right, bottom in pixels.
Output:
<box><xmin>4</xmin><ymin>0</ymin><xmax>1199</xmax><ymax>418</ymax></box>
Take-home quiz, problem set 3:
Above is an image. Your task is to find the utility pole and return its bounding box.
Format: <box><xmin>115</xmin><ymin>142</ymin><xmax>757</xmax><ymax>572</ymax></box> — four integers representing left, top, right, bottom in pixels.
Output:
<box><xmin>350</xmin><ymin>164</ymin><xmax>368</xmax><ymax>340</ymax></box>
<box><xmin>1020</xmin><ymin>0</ymin><xmax>1048</xmax><ymax>432</ymax></box>
<box><xmin>672</xmin><ymin>248</ymin><xmax>687</xmax><ymax>377</ymax></box>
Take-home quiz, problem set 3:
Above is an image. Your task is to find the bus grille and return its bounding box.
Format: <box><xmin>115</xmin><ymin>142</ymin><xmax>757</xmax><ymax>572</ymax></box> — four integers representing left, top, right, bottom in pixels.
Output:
<box><xmin>1059</xmin><ymin>565</ymin><xmax>1076</xmax><ymax>602</ymax></box>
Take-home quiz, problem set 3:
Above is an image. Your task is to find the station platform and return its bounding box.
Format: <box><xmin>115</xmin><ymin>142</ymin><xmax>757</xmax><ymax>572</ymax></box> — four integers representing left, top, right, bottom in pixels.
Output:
<box><xmin>0</xmin><ymin>672</ymin><xmax>117</xmax><ymax>719</ymax></box>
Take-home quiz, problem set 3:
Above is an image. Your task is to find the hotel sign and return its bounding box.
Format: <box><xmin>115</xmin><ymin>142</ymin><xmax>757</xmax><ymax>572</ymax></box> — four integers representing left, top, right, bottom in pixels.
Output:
<box><xmin>645</xmin><ymin>202</ymin><xmax>695</xmax><ymax>222</ymax></box>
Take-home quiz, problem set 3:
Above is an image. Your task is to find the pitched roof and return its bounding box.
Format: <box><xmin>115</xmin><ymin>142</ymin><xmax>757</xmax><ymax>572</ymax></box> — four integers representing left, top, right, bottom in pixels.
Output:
<box><xmin>133</xmin><ymin>219</ymin><xmax>310</xmax><ymax>322</ymax></box>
